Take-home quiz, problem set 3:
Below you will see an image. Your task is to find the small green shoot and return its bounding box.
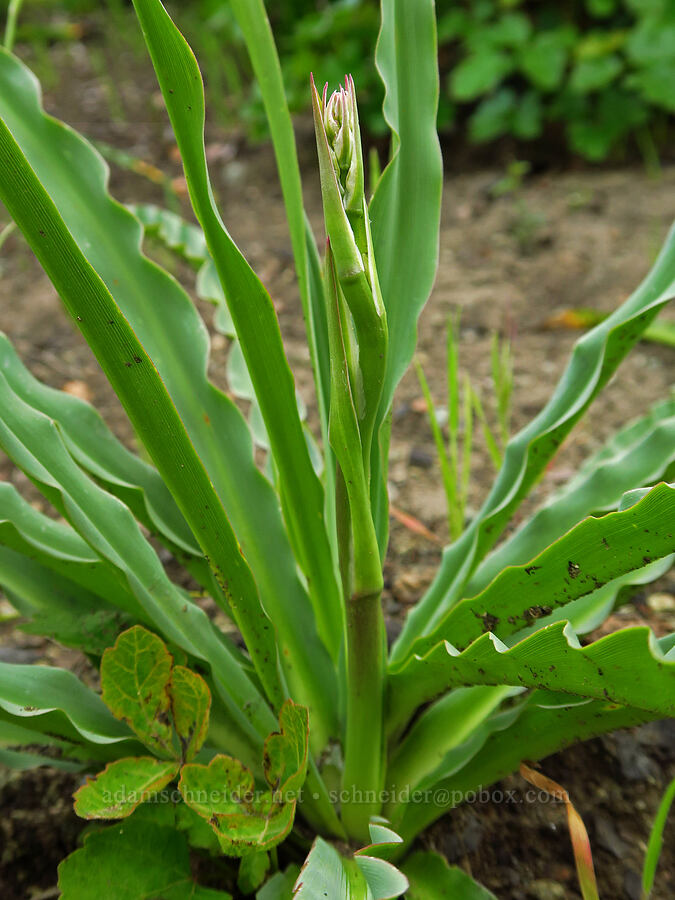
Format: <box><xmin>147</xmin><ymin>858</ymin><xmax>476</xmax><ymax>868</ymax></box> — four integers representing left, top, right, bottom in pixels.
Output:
<box><xmin>3</xmin><ymin>0</ymin><xmax>23</xmax><ymax>53</ymax></box>
<box><xmin>491</xmin><ymin>329</ymin><xmax>513</xmax><ymax>447</ymax></box>
<box><xmin>416</xmin><ymin>312</ymin><xmax>512</xmax><ymax>540</ymax></box>
<box><xmin>641</xmin><ymin>777</ymin><xmax>675</xmax><ymax>900</ymax></box>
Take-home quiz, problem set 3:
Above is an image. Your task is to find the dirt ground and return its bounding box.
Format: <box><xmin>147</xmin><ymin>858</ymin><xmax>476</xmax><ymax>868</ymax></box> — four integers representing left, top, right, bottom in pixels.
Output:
<box><xmin>0</xmin><ymin>32</ymin><xmax>674</xmax><ymax>900</ymax></box>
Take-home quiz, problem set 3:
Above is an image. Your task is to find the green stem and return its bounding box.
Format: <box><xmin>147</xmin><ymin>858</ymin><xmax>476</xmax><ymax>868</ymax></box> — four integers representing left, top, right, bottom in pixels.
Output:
<box><xmin>323</xmin><ymin>243</ymin><xmax>384</xmax><ymax>841</ymax></box>
<box><xmin>342</xmin><ymin>586</ymin><xmax>385</xmax><ymax>842</ymax></box>
<box><xmin>4</xmin><ymin>0</ymin><xmax>23</xmax><ymax>52</ymax></box>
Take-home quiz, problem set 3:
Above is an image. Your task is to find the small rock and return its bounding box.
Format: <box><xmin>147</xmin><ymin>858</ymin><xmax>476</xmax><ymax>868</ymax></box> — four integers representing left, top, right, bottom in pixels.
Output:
<box><xmin>0</xmin><ymin>647</ymin><xmax>40</xmax><ymax>664</ymax></box>
<box><xmin>442</xmin><ymin>811</ymin><xmax>484</xmax><ymax>860</ymax></box>
<box><xmin>61</xmin><ymin>379</ymin><xmax>92</xmax><ymax>403</ymax></box>
<box><xmin>610</xmin><ymin>732</ymin><xmax>659</xmax><ymax>781</ymax></box>
<box><xmin>409</xmin><ymin>447</ymin><xmax>433</xmax><ymax>469</ymax></box>
<box><xmin>527</xmin><ymin>879</ymin><xmax>566</xmax><ymax>900</ymax></box>
<box><xmin>594</xmin><ymin>812</ymin><xmax>627</xmax><ymax>858</ymax></box>
<box><xmin>623</xmin><ymin>869</ymin><xmax>642</xmax><ymax>900</ymax></box>
<box><xmin>647</xmin><ymin>591</ymin><xmax>675</xmax><ymax>612</ymax></box>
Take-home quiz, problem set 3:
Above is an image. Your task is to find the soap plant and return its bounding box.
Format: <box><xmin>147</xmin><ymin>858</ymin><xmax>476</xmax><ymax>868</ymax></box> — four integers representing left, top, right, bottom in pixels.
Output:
<box><xmin>0</xmin><ymin>0</ymin><xmax>674</xmax><ymax>896</ymax></box>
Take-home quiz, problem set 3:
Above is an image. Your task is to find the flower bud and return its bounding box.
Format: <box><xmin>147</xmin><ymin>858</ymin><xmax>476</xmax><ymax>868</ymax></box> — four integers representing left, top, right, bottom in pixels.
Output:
<box><xmin>315</xmin><ymin>76</ymin><xmax>365</xmax><ymax>223</ymax></box>
<box><xmin>323</xmin><ymin>81</ymin><xmax>361</xmax><ymax>216</ymax></box>
<box><xmin>311</xmin><ymin>74</ymin><xmax>387</xmax><ymax>472</ymax></box>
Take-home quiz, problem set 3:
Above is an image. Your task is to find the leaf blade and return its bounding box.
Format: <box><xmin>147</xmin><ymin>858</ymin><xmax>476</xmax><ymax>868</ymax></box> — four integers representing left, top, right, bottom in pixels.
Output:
<box><xmin>130</xmin><ymin>0</ymin><xmax>342</xmax><ymax>659</ymax></box>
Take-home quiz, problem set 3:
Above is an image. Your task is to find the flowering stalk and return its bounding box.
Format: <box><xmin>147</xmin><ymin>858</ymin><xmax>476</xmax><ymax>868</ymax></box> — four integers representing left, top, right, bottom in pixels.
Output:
<box><xmin>311</xmin><ymin>75</ymin><xmax>387</xmax><ymax>475</ymax></box>
<box><xmin>312</xmin><ymin>76</ymin><xmax>388</xmax><ymax>840</ymax></box>
<box><xmin>323</xmin><ymin>240</ymin><xmax>384</xmax><ymax>842</ymax></box>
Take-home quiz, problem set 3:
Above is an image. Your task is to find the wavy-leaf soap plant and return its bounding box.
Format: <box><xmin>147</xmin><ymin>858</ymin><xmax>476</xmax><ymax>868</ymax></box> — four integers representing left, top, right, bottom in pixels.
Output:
<box><xmin>0</xmin><ymin>0</ymin><xmax>674</xmax><ymax>896</ymax></box>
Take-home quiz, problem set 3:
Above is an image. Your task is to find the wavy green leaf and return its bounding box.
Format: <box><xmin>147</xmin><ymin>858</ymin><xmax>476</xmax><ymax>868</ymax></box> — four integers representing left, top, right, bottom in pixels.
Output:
<box><xmin>385</xmin><ymin>686</ymin><xmax>520</xmax><ymax>803</ymax></box>
<box><xmin>127</xmin><ymin>201</ymin><xmax>207</xmax><ymax>264</ymax></box>
<box><xmin>0</xmin><ymin>716</ymin><xmax>112</xmax><ymax>770</ymax></box>
<box><xmin>393</xmin><ymin>225</ymin><xmax>675</xmax><ymax>663</ymax></box>
<box><xmin>0</xmin><ymin>482</ymin><xmax>139</xmax><ymax>613</ymax></box>
<box><xmin>389</xmin><ymin>623</ymin><xmax>675</xmax><ymax>737</ymax></box>
<box><xmin>405</xmin><ymin>482</ymin><xmax>675</xmax><ymax>663</ymax></box>
<box><xmin>369</xmin><ymin>0</ymin><xmax>443</xmax><ymax>546</ymax></box>
<box><xmin>469</xmin><ymin>394</ymin><xmax>675</xmax><ymax>594</ymax></box>
<box><xmin>0</xmin><ymin>333</ymin><xmax>205</xmax><ymax>568</ymax></box>
<box><xmin>225</xmin><ymin>0</ymin><xmax>331</xmax><ymax>449</ymax></box>
<box><xmin>0</xmin><ymin>371</ymin><xmax>275</xmax><ymax>749</ymax></box>
<box><xmin>0</xmin><ymin>336</ymin><xmax>227</xmax><ymax>603</ymax></box>
<box><xmin>130</xmin><ymin>203</ymin><xmax>319</xmax><ymax>465</ymax></box>
<box><xmin>130</xmin><ymin>0</ymin><xmax>342</xmax><ymax>661</ymax></box>
<box><xmin>73</xmin><ymin>756</ymin><xmax>180</xmax><ymax>819</ymax></box>
<box><xmin>0</xmin><ymin>661</ymin><xmax>134</xmax><ymax>745</ymax></box>
<box><xmin>0</xmin><ymin>65</ymin><xmax>285</xmax><ymax>719</ymax></box>
<box><xmin>0</xmin><ymin>48</ymin><xmax>337</xmax><ymax>744</ymax></box>
<box><xmin>0</xmin><ymin>520</ymin><xmax>136</xmax><ymax>656</ymax></box>
<box><xmin>0</xmin><ymin>536</ymin><xmax>124</xmax><ymax>624</ymax></box>
<box><xmin>509</xmin><ymin>553</ymin><xmax>674</xmax><ymax>641</ymax></box>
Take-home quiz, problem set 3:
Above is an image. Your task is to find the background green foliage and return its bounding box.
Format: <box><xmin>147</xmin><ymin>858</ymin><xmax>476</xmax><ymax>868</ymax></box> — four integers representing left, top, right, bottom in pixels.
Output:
<box><xmin>31</xmin><ymin>0</ymin><xmax>675</xmax><ymax>160</ymax></box>
<box><xmin>438</xmin><ymin>0</ymin><xmax>675</xmax><ymax>161</ymax></box>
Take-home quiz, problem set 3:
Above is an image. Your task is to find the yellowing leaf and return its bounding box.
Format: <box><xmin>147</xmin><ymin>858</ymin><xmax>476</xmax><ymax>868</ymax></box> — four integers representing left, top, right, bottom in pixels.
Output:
<box><xmin>178</xmin><ymin>700</ymin><xmax>309</xmax><ymax>856</ymax></box>
<box><xmin>170</xmin><ymin>664</ymin><xmax>211</xmax><ymax>763</ymax></box>
<box><xmin>178</xmin><ymin>755</ymin><xmax>295</xmax><ymax>856</ymax></box>
<box><xmin>101</xmin><ymin>626</ymin><xmax>174</xmax><ymax>758</ymax></box>
<box><xmin>263</xmin><ymin>700</ymin><xmax>309</xmax><ymax>798</ymax></box>
<box><xmin>73</xmin><ymin>757</ymin><xmax>179</xmax><ymax>819</ymax></box>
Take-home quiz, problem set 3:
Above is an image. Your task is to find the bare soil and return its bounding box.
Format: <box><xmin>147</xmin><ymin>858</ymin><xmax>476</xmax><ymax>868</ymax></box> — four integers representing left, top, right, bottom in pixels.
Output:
<box><xmin>0</xmin><ymin>31</ymin><xmax>674</xmax><ymax>900</ymax></box>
